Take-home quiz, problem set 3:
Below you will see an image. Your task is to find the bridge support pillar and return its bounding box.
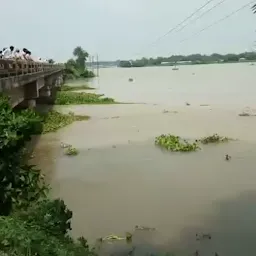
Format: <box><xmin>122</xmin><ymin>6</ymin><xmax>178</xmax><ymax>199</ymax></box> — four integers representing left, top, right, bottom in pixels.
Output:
<box><xmin>39</xmin><ymin>86</ymin><xmax>51</xmax><ymax>97</ymax></box>
<box><xmin>24</xmin><ymin>81</ymin><xmax>39</xmax><ymax>99</ymax></box>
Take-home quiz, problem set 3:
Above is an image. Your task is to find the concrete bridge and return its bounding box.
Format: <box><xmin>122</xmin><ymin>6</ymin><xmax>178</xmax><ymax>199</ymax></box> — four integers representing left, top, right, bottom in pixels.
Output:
<box><xmin>0</xmin><ymin>59</ymin><xmax>64</xmax><ymax>108</ymax></box>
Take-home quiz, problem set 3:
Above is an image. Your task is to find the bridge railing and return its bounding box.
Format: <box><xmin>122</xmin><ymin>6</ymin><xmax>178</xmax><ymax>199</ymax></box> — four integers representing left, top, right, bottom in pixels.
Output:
<box><xmin>0</xmin><ymin>59</ymin><xmax>64</xmax><ymax>78</ymax></box>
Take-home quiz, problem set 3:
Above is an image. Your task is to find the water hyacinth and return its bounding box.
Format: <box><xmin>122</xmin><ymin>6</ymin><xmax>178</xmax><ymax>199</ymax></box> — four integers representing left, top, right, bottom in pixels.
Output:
<box><xmin>199</xmin><ymin>134</ymin><xmax>230</xmax><ymax>144</ymax></box>
<box><xmin>64</xmin><ymin>146</ymin><xmax>79</xmax><ymax>156</ymax></box>
<box><xmin>42</xmin><ymin>111</ymin><xmax>89</xmax><ymax>134</ymax></box>
<box><xmin>55</xmin><ymin>91</ymin><xmax>115</xmax><ymax>105</ymax></box>
<box><xmin>155</xmin><ymin>134</ymin><xmax>200</xmax><ymax>152</ymax></box>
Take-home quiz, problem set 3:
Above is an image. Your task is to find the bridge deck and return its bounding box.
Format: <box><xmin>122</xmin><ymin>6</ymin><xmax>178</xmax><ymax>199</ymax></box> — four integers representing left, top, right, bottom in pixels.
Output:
<box><xmin>0</xmin><ymin>59</ymin><xmax>63</xmax><ymax>78</ymax></box>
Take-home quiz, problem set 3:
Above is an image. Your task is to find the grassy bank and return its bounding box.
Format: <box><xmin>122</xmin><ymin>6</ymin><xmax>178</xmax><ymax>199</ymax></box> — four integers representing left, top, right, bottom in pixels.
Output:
<box><xmin>55</xmin><ymin>91</ymin><xmax>116</xmax><ymax>105</ymax></box>
<box><xmin>41</xmin><ymin>110</ymin><xmax>90</xmax><ymax>133</ymax></box>
<box><xmin>61</xmin><ymin>84</ymin><xmax>95</xmax><ymax>91</ymax></box>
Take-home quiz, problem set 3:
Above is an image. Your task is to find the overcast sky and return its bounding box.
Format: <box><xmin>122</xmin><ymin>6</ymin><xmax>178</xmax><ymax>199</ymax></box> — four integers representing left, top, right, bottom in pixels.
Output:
<box><xmin>1</xmin><ymin>0</ymin><xmax>255</xmax><ymax>61</ymax></box>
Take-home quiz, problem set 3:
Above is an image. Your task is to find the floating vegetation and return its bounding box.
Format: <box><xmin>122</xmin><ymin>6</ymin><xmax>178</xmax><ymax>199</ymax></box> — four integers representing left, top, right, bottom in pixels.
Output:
<box><xmin>42</xmin><ymin>110</ymin><xmax>89</xmax><ymax>133</ymax></box>
<box><xmin>60</xmin><ymin>84</ymin><xmax>95</xmax><ymax>91</ymax></box>
<box><xmin>55</xmin><ymin>91</ymin><xmax>116</xmax><ymax>105</ymax></box>
<box><xmin>199</xmin><ymin>134</ymin><xmax>231</xmax><ymax>144</ymax></box>
<box><xmin>155</xmin><ymin>134</ymin><xmax>200</xmax><ymax>152</ymax></box>
<box><xmin>64</xmin><ymin>146</ymin><xmax>79</xmax><ymax>156</ymax></box>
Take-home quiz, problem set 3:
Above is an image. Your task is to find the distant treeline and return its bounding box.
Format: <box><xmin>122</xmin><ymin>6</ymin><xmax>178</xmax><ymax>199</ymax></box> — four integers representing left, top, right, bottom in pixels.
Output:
<box><xmin>118</xmin><ymin>52</ymin><xmax>256</xmax><ymax>67</ymax></box>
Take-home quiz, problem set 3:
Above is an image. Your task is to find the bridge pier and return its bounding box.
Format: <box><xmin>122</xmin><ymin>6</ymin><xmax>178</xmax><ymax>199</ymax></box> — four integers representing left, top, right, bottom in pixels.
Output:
<box><xmin>39</xmin><ymin>86</ymin><xmax>51</xmax><ymax>97</ymax></box>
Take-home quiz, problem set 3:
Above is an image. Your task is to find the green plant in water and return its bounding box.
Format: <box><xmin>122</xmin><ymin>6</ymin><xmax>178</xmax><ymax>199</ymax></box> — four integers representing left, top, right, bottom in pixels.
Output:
<box><xmin>55</xmin><ymin>91</ymin><xmax>115</xmax><ymax>105</ymax></box>
<box><xmin>42</xmin><ymin>110</ymin><xmax>89</xmax><ymax>134</ymax></box>
<box><xmin>155</xmin><ymin>134</ymin><xmax>200</xmax><ymax>152</ymax></box>
<box><xmin>61</xmin><ymin>84</ymin><xmax>95</xmax><ymax>91</ymax></box>
<box><xmin>65</xmin><ymin>146</ymin><xmax>79</xmax><ymax>156</ymax></box>
<box><xmin>199</xmin><ymin>134</ymin><xmax>231</xmax><ymax>144</ymax></box>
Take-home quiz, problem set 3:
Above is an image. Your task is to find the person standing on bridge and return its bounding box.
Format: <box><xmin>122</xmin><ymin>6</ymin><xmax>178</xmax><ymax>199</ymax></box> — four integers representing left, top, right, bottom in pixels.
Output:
<box><xmin>2</xmin><ymin>46</ymin><xmax>14</xmax><ymax>59</ymax></box>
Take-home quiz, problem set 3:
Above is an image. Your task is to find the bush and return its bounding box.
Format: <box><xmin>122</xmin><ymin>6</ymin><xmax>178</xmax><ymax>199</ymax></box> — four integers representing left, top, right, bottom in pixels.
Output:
<box><xmin>0</xmin><ymin>96</ymin><xmax>95</xmax><ymax>255</ymax></box>
<box><xmin>0</xmin><ymin>214</ymin><xmax>95</xmax><ymax>256</ymax></box>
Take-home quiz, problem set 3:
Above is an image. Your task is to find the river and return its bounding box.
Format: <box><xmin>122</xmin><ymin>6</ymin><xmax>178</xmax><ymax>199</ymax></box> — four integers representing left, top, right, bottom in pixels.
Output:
<box><xmin>32</xmin><ymin>63</ymin><xmax>256</xmax><ymax>256</ymax></box>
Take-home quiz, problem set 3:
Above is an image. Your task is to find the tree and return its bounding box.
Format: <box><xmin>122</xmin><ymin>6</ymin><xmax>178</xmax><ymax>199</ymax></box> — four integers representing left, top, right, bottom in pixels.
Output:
<box><xmin>73</xmin><ymin>46</ymin><xmax>89</xmax><ymax>72</ymax></box>
<box><xmin>64</xmin><ymin>47</ymin><xmax>94</xmax><ymax>80</ymax></box>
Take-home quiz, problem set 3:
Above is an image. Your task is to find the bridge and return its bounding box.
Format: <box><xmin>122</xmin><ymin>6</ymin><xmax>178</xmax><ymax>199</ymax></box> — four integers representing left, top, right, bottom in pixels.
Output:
<box><xmin>0</xmin><ymin>59</ymin><xmax>64</xmax><ymax>108</ymax></box>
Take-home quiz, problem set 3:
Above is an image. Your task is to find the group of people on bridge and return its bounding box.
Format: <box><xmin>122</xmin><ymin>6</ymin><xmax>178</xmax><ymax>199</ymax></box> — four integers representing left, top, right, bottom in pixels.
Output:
<box><xmin>0</xmin><ymin>46</ymin><xmax>49</xmax><ymax>63</ymax></box>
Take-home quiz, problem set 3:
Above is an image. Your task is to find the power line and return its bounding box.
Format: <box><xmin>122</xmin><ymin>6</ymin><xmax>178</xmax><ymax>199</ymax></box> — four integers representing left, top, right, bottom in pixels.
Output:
<box><xmin>179</xmin><ymin>0</ymin><xmax>255</xmax><ymax>44</ymax></box>
<box><xmin>175</xmin><ymin>0</ymin><xmax>228</xmax><ymax>33</ymax></box>
<box><xmin>134</xmin><ymin>0</ymin><xmax>218</xmax><ymax>57</ymax></box>
<box><xmin>150</xmin><ymin>0</ymin><xmax>217</xmax><ymax>46</ymax></box>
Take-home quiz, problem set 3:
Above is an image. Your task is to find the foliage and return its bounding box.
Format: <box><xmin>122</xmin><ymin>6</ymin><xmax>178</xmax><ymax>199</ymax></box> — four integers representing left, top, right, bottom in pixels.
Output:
<box><xmin>64</xmin><ymin>46</ymin><xmax>95</xmax><ymax>80</ymax></box>
<box><xmin>64</xmin><ymin>146</ymin><xmax>79</xmax><ymax>156</ymax></box>
<box><xmin>0</xmin><ymin>96</ymin><xmax>44</xmax><ymax>215</ymax></box>
<box><xmin>61</xmin><ymin>84</ymin><xmax>95</xmax><ymax>91</ymax></box>
<box><xmin>199</xmin><ymin>134</ymin><xmax>231</xmax><ymax>144</ymax></box>
<box><xmin>55</xmin><ymin>91</ymin><xmax>115</xmax><ymax>105</ymax></box>
<box><xmin>42</xmin><ymin>110</ymin><xmax>89</xmax><ymax>134</ymax></box>
<box><xmin>155</xmin><ymin>134</ymin><xmax>200</xmax><ymax>152</ymax></box>
<box><xmin>0</xmin><ymin>96</ymin><xmax>95</xmax><ymax>256</ymax></box>
<box><xmin>0</xmin><ymin>215</ymin><xmax>95</xmax><ymax>256</ymax></box>
<box><xmin>13</xmin><ymin>199</ymin><xmax>72</xmax><ymax>238</ymax></box>
<box><xmin>119</xmin><ymin>51</ymin><xmax>256</xmax><ymax>67</ymax></box>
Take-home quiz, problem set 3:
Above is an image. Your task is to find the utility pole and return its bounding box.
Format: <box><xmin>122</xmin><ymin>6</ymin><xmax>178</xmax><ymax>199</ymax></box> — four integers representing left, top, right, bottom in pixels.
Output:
<box><xmin>91</xmin><ymin>56</ymin><xmax>94</xmax><ymax>74</ymax></box>
<box><xmin>96</xmin><ymin>54</ymin><xmax>99</xmax><ymax>77</ymax></box>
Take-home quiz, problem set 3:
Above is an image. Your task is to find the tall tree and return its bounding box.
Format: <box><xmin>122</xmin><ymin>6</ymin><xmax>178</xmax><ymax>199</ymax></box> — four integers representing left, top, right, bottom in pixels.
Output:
<box><xmin>73</xmin><ymin>46</ymin><xmax>89</xmax><ymax>72</ymax></box>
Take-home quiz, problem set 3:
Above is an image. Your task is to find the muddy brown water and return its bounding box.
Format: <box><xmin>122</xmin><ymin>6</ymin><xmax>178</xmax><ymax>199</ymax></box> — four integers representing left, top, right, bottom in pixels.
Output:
<box><xmin>32</xmin><ymin>64</ymin><xmax>256</xmax><ymax>255</ymax></box>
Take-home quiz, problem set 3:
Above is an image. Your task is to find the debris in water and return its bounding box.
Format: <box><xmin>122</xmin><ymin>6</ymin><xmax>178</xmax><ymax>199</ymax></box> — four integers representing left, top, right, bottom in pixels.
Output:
<box><xmin>112</xmin><ymin>145</ymin><xmax>116</xmax><ymax>148</ymax></box>
<box><xmin>135</xmin><ymin>225</ymin><xmax>156</xmax><ymax>231</ymax></box>
<box><xmin>196</xmin><ymin>233</ymin><xmax>211</xmax><ymax>241</ymax></box>
<box><xmin>111</xmin><ymin>116</ymin><xmax>120</xmax><ymax>119</ymax></box>
<box><xmin>163</xmin><ymin>109</ymin><xmax>169</xmax><ymax>114</ymax></box>
<box><xmin>129</xmin><ymin>78</ymin><xmax>134</xmax><ymax>82</ymax></box>
<box><xmin>185</xmin><ymin>102</ymin><xmax>191</xmax><ymax>106</ymax></box>
<box><xmin>225</xmin><ymin>154</ymin><xmax>231</xmax><ymax>161</ymax></box>
<box><xmin>126</xmin><ymin>232</ymin><xmax>133</xmax><ymax>242</ymax></box>
<box><xmin>60</xmin><ymin>142</ymin><xmax>71</xmax><ymax>148</ymax></box>
<box><xmin>194</xmin><ymin>250</ymin><xmax>200</xmax><ymax>256</ymax></box>
<box><xmin>98</xmin><ymin>233</ymin><xmax>132</xmax><ymax>243</ymax></box>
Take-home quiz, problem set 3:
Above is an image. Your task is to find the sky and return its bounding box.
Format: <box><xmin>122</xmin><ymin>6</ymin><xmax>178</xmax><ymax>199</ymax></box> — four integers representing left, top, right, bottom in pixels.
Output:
<box><xmin>1</xmin><ymin>0</ymin><xmax>255</xmax><ymax>61</ymax></box>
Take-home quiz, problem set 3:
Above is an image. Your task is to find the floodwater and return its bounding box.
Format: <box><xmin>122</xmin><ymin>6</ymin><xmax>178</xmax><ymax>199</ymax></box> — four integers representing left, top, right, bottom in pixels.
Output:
<box><xmin>32</xmin><ymin>64</ymin><xmax>256</xmax><ymax>256</ymax></box>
